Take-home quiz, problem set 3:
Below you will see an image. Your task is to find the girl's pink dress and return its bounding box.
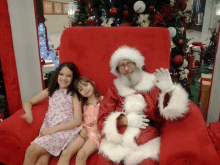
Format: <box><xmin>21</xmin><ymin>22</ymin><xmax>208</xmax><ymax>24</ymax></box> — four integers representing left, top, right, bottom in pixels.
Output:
<box><xmin>83</xmin><ymin>97</ymin><xmax>102</xmax><ymax>148</ymax></box>
<box><xmin>32</xmin><ymin>89</ymin><xmax>83</xmax><ymax>156</ymax></box>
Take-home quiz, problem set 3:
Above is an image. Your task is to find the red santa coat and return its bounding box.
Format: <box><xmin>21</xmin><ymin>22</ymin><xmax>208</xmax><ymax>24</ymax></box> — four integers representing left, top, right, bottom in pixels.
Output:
<box><xmin>97</xmin><ymin>71</ymin><xmax>189</xmax><ymax>165</ymax></box>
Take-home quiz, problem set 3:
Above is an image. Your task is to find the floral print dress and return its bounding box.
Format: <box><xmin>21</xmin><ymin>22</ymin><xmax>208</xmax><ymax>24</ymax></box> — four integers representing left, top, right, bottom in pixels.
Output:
<box><xmin>32</xmin><ymin>89</ymin><xmax>83</xmax><ymax>156</ymax></box>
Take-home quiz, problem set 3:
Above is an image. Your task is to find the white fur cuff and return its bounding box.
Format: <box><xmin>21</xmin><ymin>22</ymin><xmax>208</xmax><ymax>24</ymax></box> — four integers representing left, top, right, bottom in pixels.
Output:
<box><xmin>102</xmin><ymin>112</ymin><xmax>124</xmax><ymax>143</ymax></box>
<box><xmin>159</xmin><ymin>83</ymin><xmax>189</xmax><ymax>120</ymax></box>
<box><xmin>124</xmin><ymin>137</ymin><xmax>161</xmax><ymax>165</ymax></box>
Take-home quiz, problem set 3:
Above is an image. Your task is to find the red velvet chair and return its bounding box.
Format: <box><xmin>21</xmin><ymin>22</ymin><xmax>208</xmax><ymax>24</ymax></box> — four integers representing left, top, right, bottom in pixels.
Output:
<box><xmin>0</xmin><ymin>27</ymin><xmax>219</xmax><ymax>165</ymax></box>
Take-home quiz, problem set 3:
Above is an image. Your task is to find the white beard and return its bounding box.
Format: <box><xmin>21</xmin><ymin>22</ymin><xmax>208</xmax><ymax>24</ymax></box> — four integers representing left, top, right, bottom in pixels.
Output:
<box><xmin>118</xmin><ymin>69</ymin><xmax>143</xmax><ymax>87</ymax></box>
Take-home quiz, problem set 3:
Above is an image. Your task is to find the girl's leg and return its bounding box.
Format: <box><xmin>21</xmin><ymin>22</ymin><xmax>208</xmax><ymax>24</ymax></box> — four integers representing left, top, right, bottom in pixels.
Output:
<box><xmin>57</xmin><ymin>135</ymin><xmax>85</xmax><ymax>165</ymax></box>
<box><xmin>35</xmin><ymin>153</ymin><xmax>52</xmax><ymax>165</ymax></box>
<box><xmin>75</xmin><ymin>139</ymin><xmax>97</xmax><ymax>165</ymax></box>
<box><xmin>23</xmin><ymin>143</ymin><xmax>48</xmax><ymax>165</ymax></box>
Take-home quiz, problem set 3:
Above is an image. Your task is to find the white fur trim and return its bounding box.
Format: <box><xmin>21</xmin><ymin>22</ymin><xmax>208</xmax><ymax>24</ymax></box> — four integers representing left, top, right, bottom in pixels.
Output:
<box><xmin>124</xmin><ymin>94</ymin><xmax>146</xmax><ymax>115</ymax></box>
<box><xmin>122</xmin><ymin>127</ymin><xmax>140</xmax><ymax>150</ymax></box>
<box><xmin>114</xmin><ymin>71</ymin><xmax>156</xmax><ymax>97</ymax></box>
<box><xmin>124</xmin><ymin>137</ymin><xmax>161</xmax><ymax>165</ymax></box>
<box><xmin>102</xmin><ymin>112</ymin><xmax>124</xmax><ymax>143</ymax></box>
<box><xmin>134</xmin><ymin>72</ymin><xmax>156</xmax><ymax>92</ymax></box>
<box><xmin>99</xmin><ymin>139</ymin><xmax>132</xmax><ymax>164</ymax></box>
<box><xmin>110</xmin><ymin>46</ymin><xmax>145</xmax><ymax>77</ymax></box>
<box><xmin>158</xmin><ymin>84</ymin><xmax>189</xmax><ymax>120</ymax></box>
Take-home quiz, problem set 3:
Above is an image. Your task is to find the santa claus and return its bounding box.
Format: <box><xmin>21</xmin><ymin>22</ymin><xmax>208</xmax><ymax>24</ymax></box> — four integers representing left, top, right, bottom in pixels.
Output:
<box><xmin>97</xmin><ymin>45</ymin><xmax>189</xmax><ymax>165</ymax></box>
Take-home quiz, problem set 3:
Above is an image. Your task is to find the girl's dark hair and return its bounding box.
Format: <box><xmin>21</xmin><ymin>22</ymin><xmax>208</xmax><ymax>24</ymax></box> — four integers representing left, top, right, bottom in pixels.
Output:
<box><xmin>47</xmin><ymin>62</ymin><xmax>80</xmax><ymax>97</ymax></box>
<box><xmin>74</xmin><ymin>77</ymin><xmax>100</xmax><ymax>107</ymax></box>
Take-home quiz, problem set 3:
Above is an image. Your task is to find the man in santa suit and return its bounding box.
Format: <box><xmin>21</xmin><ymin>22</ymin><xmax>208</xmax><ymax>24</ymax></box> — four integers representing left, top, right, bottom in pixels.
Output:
<box><xmin>97</xmin><ymin>45</ymin><xmax>189</xmax><ymax>165</ymax></box>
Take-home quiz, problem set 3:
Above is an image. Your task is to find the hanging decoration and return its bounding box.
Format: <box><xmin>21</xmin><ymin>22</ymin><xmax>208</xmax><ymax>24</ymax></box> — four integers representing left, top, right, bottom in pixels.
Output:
<box><xmin>133</xmin><ymin>1</ymin><xmax>146</xmax><ymax>13</ymax></box>
<box><xmin>172</xmin><ymin>55</ymin><xmax>184</xmax><ymax>68</ymax></box>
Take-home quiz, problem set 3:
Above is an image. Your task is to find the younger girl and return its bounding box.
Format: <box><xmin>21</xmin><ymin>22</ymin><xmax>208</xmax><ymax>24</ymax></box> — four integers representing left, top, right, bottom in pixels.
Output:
<box><xmin>22</xmin><ymin>62</ymin><xmax>83</xmax><ymax>165</ymax></box>
<box><xmin>57</xmin><ymin>77</ymin><xmax>102</xmax><ymax>165</ymax></box>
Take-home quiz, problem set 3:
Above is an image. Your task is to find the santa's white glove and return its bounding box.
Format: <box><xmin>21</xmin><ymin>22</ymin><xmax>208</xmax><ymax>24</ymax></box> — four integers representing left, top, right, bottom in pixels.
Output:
<box><xmin>154</xmin><ymin>68</ymin><xmax>175</xmax><ymax>93</ymax></box>
<box><xmin>127</xmin><ymin>112</ymin><xmax>149</xmax><ymax>129</ymax></box>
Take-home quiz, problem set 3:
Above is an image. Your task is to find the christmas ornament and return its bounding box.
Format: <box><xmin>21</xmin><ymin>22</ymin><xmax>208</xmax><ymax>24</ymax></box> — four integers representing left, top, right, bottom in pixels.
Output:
<box><xmin>179</xmin><ymin>39</ymin><xmax>184</xmax><ymax>46</ymax></box>
<box><xmin>172</xmin><ymin>55</ymin><xmax>184</xmax><ymax>68</ymax></box>
<box><xmin>122</xmin><ymin>10</ymin><xmax>130</xmax><ymax>20</ymax></box>
<box><xmin>78</xmin><ymin>22</ymin><xmax>82</xmax><ymax>26</ymax></box>
<box><xmin>91</xmin><ymin>8</ymin><xmax>94</xmax><ymax>14</ymax></box>
<box><xmin>78</xmin><ymin>0</ymin><xmax>82</xmax><ymax>2</ymax></box>
<box><xmin>133</xmin><ymin>1</ymin><xmax>146</xmax><ymax>13</ymax></box>
<box><xmin>168</xmin><ymin>27</ymin><xmax>176</xmax><ymax>38</ymax></box>
<box><xmin>136</xmin><ymin>14</ymin><xmax>150</xmax><ymax>27</ymax></box>
<box><xmin>149</xmin><ymin>6</ymin><xmax>154</xmax><ymax>10</ymax></box>
<box><xmin>109</xmin><ymin>7</ymin><xmax>117</xmax><ymax>17</ymax></box>
<box><xmin>88</xmin><ymin>16</ymin><xmax>94</xmax><ymax>25</ymax></box>
<box><xmin>77</xmin><ymin>9</ymin><xmax>81</xmax><ymax>13</ymax></box>
<box><xmin>71</xmin><ymin>21</ymin><xmax>75</xmax><ymax>26</ymax></box>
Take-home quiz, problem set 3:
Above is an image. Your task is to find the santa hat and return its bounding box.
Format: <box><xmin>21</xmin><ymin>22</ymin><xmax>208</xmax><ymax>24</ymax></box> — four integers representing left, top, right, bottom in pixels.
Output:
<box><xmin>110</xmin><ymin>45</ymin><xmax>145</xmax><ymax>77</ymax></box>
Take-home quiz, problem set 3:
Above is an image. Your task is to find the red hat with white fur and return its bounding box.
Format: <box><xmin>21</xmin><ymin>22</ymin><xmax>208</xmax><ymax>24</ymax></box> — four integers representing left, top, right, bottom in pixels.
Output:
<box><xmin>110</xmin><ymin>45</ymin><xmax>145</xmax><ymax>77</ymax></box>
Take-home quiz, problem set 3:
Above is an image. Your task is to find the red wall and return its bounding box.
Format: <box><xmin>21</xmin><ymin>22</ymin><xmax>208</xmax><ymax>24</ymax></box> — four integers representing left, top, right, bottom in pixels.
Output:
<box><xmin>0</xmin><ymin>0</ymin><xmax>22</xmax><ymax>115</ymax></box>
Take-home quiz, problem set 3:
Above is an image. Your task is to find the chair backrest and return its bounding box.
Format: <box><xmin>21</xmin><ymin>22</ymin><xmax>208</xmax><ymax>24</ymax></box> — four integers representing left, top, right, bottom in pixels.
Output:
<box><xmin>59</xmin><ymin>27</ymin><xmax>170</xmax><ymax>95</ymax></box>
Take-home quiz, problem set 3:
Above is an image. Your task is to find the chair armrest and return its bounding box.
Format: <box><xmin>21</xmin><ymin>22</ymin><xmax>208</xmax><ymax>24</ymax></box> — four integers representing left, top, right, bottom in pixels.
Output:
<box><xmin>0</xmin><ymin>98</ymin><xmax>48</xmax><ymax>165</ymax></box>
<box><xmin>159</xmin><ymin>101</ymin><xmax>220</xmax><ymax>165</ymax></box>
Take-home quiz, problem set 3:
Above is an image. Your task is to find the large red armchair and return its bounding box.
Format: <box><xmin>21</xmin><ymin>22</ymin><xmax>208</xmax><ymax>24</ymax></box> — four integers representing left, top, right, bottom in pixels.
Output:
<box><xmin>0</xmin><ymin>27</ymin><xmax>219</xmax><ymax>165</ymax></box>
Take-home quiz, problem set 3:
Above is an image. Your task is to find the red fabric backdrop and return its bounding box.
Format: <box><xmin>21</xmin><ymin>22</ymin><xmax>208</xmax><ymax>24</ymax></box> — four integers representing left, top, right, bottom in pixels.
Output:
<box><xmin>0</xmin><ymin>0</ymin><xmax>22</xmax><ymax>115</ymax></box>
<box><xmin>59</xmin><ymin>27</ymin><xmax>171</xmax><ymax>95</ymax></box>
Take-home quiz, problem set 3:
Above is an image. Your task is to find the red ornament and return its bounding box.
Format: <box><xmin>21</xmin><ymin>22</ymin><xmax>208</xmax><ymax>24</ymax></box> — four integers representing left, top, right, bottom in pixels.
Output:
<box><xmin>78</xmin><ymin>0</ymin><xmax>82</xmax><ymax>2</ymax></box>
<box><xmin>179</xmin><ymin>39</ymin><xmax>184</xmax><ymax>46</ymax></box>
<box><xmin>172</xmin><ymin>55</ymin><xmax>184</xmax><ymax>68</ymax></box>
<box><xmin>149</xmin><ymin>6</ymin><xmax>154</xmax><ymax>10</ymax></box>
<box><xmin>109</xmin><ymin>7</ymin><xmax>117</xmax><ymax>17</ymax></box>
<box><xmin>88</xmin><ymin>18</ymin><xmax>93</xmax><ymax>25</ymax></box>
<box><xmin>174</xmin><ymin>72</ymin><xmax>178</xmax><ymax>76</ymax></box>
<box><xmin>78</xmin><ymin>22</ymin><xmax>82</xmax><ymax>26</ymax></box>
<box><xmin>71</xmin><ymin>21</ymin><xmax>75</xmax><ymax>26</ymax></box>
<box><xmin>91</xmin><ymin>8</ymin><xmax>94</xmax><ymax>14</ymax></box>
<box><xmin>77</xmin><ymin>9</ymin><xmax>81</xmax><ymax>13</ymax></box>
<box><xmin>122</xmin><ymin>10</ymin><xmax>129</xmax><ymax>20</ymax></box>
<box><xmin>88</xmin><ymin>4</ymin><xmax>91</xmax><ymax>8</ymax></box>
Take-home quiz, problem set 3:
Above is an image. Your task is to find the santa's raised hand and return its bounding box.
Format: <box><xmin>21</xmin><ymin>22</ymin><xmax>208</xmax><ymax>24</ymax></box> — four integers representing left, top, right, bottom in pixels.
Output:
<box><xmin>154</xmin><ymin>68</ymin><xmax>174</xmax><ymax>93</ymax></box>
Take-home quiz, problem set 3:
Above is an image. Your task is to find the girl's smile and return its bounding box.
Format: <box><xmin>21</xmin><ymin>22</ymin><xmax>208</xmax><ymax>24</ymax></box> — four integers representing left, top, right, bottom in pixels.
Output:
<box><xmin>57</xmin><ymin>66</ymin><xmax>73</xmax><ymax>89</ymax></box>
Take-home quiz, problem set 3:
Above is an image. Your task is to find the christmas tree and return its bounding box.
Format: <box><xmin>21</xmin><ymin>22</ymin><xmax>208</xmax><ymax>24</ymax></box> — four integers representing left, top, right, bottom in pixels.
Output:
<box><xmin>71</xmin><ymin>0</ymin><xmax>190</xmax><ymax>87</ymax></box>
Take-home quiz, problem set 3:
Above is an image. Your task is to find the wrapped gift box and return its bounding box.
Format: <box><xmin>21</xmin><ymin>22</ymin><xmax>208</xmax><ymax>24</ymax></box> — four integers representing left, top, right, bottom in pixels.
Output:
<box><xmin>199</xmin><ymin>74</ymin><xmax>212</xmax><ymax>121</ymax></box>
